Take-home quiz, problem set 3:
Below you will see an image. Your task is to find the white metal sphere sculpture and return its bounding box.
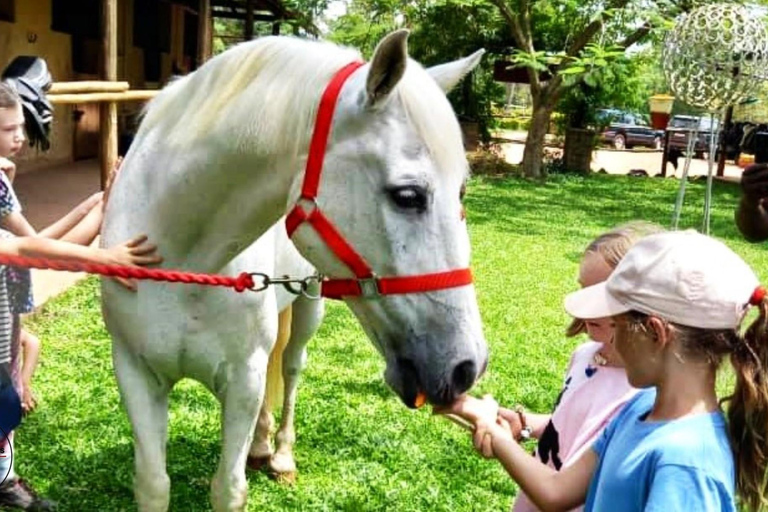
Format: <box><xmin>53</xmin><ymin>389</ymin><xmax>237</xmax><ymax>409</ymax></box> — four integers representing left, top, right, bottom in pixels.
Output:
<box><xmin>662</xmin><ymin>3</ymin><xmax>768</xmax><ymax>110</ymax></box>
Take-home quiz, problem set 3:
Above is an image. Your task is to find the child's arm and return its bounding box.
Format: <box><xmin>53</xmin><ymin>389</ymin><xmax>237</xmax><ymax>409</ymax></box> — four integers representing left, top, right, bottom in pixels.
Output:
<box><xmin>437</xmin><ymin>396</ymin><xmax>597</xmax><ymax>512</ymax></box>
<box><xmin>489</xmin><ymin>428</ymin><xmax>597</xmax><ymax>511</ymax></box>
<box><xmin>38</xmin><ymin>192</ymin><xmax>103</xmax><ymax>242</ymax></box>
<box><xmin>19</xmin><ymin>330</ymin><xmax>40</xmax><ymax>414</ymax></box>
<box><xmin>0</xmin><ymin>211</ymin><xmax>37</xmax><ymax>237</ymax></box>
<box><xmin>1</xmin><ymin>234</ymin><xmax>155</xmax><ymax>264</ymax></box>
<box><xmin>0</xmin><ymin>158</ymin><xmax>16</xmax><ymax>183</ymax></box>
<box><xmin>498</xmin><ymin>407</ymin><xmax>551</xmax><ymax>439</ymax></box>
<box><xmin>0</xmin><ymin>234</ymin><xmax>162</xmax><ymax>290</ymax></box>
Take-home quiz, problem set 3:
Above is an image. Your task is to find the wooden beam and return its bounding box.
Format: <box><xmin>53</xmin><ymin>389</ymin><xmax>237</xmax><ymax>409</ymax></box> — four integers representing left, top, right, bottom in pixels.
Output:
<box><xmin>211</xmin><ymin>10</ymin><xmax>277</xmax><ymax>21</ymax></box>
<box><xmin>100</xmin><ymin>0</ymin><xmax>118</xmax><ymax>191</ymax></box>
<box><xmin>49</xmin><ymin>81</ymin><xmax>129</xmax><ymax>94</ymax></box>
<box><xmin>48</xmin><ymin>90</ymin><xmax>160</xmax><ymax>104</ymax></box>
<box><xmin>245</xmin><ymin>0</ymin><xmax>254</xmax><ymax>39</ymax></box>
<box><xmin>198</xmin><ymin>0</ymin><xmax>212</xmax><ymax>64</ymax></box>
<box><xmin>716</xmin><ymin>105</ymin><xmax>734</xmax><ymax>177</ymax></box>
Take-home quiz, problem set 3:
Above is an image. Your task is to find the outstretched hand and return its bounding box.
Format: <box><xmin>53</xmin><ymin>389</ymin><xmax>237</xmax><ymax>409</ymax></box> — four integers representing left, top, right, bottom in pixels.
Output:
<box><xmin>105</xmin><ymin>234</ymin><xmax>163</xmax><ymax>291</ymax></box>
<box><xmin>21</xmin><ymin>383</ymin><xmax>37</xmax><ymax>415</ymax></box>
<box><xmin>434</xmin><ymin>394</ymin><xmax>515</xmax><ymax>459</ymax></box>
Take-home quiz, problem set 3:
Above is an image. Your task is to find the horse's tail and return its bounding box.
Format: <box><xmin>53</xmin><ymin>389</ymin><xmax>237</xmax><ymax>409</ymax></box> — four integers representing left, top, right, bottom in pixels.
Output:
<box><xmin>264</xmin><ymin>306</ymin><xmax>292</xmax><ymax>412</ymax></box>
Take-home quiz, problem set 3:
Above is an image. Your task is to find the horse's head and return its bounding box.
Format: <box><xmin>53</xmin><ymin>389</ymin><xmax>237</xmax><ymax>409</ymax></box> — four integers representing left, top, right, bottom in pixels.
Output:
<box><xmin>288</xmin><ymin>30</ymin><xmax>487</xmax><ymax>408</ymax></box>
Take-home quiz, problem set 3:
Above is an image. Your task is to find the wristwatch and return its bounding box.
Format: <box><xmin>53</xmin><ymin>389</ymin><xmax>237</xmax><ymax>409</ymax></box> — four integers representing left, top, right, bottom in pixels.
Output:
<box><xmin>515</xmin><ymin>405</ymin><xmax>532</xmax><ymax>441</ymax></box>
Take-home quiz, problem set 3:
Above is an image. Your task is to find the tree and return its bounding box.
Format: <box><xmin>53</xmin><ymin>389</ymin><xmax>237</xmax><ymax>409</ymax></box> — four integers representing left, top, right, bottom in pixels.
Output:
<box><xmin>491</xmin><ymin>0</ymin><xmax>768</xmax><ymax>177</ymax></box>
<box><xmin>328</xmin><ymin>0</ymin><xmax>507</xmax><ymax>141</ymax></box>
<box><xmin>489</xmin><ymin>0</ymin><xmax>683</xmax><ymax>177</ymax></box>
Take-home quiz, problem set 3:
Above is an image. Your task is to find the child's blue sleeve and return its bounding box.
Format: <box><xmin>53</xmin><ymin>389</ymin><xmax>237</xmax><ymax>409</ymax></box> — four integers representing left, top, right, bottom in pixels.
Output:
<box><xmin>0</xmin><ymin>172</ymin><xmax>20</xmax><ymax>217</ymax></box>
<box><xmin>591</xmin><ymin>410</ymin><xmax>620</xmax><ymax>457</ymax></box>
<box><xmin>645</xmin><ymin>465</ymin><xmax>736</xmax><ymax>512</ymax></box>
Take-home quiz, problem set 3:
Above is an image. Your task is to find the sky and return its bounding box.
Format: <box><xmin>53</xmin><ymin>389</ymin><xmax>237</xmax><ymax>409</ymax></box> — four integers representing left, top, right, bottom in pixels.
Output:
<box><xmin>318</xmin><ymin>1</ymin><xmax>348</xmax><ymax>34</ymax></box>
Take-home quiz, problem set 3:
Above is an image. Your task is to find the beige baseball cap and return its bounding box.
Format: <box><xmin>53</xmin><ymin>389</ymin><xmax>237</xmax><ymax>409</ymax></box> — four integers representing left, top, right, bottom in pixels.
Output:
<box><xmin>564</xmin><ymin>230</ymin><xmax>761</xmax><ymax>329</ymax></box>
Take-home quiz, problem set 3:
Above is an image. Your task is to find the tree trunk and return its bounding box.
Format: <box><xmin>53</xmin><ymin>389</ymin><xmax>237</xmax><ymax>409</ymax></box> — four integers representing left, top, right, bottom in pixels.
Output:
<box><xmin>521</xmin><ymin>102</ymin><xmax>555</xmax><ymax>178</ymax></box>
<box><xmin>563</xmin><ymin>127</ymin><xmax>595</xmax><ymax>173</ymax></box>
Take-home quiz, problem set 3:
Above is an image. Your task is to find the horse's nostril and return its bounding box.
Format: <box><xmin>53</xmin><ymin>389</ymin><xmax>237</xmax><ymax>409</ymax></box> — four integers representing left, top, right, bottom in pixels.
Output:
<box><xmin>451</xmin><ymin>360</ymin><xmax>477</xmax><ymax>395</ymax></box>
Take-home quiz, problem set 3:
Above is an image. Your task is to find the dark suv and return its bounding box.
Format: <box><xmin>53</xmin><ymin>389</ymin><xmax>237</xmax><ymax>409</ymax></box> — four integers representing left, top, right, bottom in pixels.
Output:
<box><xmin>597</xmin><ymin>109</ymin><xmax>664</xmax><ymax>150</ymax></box>
<box><xmin>665</xmin><ymin>115</ymin><xmax>720</xmax><ymax>159</ymax></box>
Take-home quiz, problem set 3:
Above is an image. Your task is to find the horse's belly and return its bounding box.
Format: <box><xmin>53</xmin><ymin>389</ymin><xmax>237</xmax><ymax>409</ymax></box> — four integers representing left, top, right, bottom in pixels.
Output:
<box><xmin>102</xmin><ymin>281</ymin><xmax>276</xmax><ymax>385</ymax></box>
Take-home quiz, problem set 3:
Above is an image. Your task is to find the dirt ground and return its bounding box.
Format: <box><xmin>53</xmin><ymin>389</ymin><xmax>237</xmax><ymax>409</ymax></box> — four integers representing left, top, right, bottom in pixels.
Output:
<box><xmin>495</xmin><ymin>130</ymin><xmax>745</xmax><ymax>182</ymax></box>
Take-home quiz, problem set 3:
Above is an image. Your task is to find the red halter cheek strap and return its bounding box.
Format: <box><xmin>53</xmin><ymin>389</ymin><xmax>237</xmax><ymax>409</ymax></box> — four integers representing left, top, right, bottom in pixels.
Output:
<box><xmin>285</xmin><ymin>61</ymin><xmax>473</xmax><ymax>300</ymax></box>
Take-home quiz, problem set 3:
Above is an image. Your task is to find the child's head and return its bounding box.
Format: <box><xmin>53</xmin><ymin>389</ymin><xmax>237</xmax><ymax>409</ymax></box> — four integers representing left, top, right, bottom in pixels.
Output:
<box><xmin>0</xmin><ymin>83</ymin><xmax>25</xmax><ymax>158</ymax></box>
<box><xmin>565</xmin><ymin>230</ymin><xmax>768</xmax><ymax>510</ymax></box>
<box><xmin>567</xmin><ymin>221</ymin><xmax>665</xmax><ymax>345</ymax></box>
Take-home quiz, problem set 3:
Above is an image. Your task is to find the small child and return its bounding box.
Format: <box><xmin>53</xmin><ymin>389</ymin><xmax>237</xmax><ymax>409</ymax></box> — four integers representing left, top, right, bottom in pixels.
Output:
<box><xmin>454</xmin><ymin>221</ymin><xmax>662</xmax><ymax>512</ymax></box>
<box><xmin>506</xmin><ymin>221</ymin><xmax>663</xmax><ymax>512</ymax></box>
<box><xmin>0</xmin><ymin>81</ymin><xmax>153</xmax><ymax>510</ymax></box>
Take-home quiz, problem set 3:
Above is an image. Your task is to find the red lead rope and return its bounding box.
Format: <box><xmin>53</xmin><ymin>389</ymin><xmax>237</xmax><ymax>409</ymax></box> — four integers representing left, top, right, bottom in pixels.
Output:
<box><xmin>0</xmin><ymin>254</ymin><xmax>256</xmax><ymax>292</ymax></box>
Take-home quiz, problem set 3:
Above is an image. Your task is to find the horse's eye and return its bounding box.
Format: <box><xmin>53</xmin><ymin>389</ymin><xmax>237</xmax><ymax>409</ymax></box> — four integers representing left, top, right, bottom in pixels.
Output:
<box><xmin>388</xmin><ymin>185</ymin><xmax>428</xmax><ymax>212</ymax></box>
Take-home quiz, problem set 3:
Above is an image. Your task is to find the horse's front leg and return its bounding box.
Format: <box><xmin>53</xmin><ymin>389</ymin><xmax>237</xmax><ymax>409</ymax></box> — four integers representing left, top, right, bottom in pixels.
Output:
<box><xmin>112</xmin><ymin>336</ymin><xmax>173</xmax><ymax>512</ymax></box>
<box><xmin>270</xmin><ymin>296</ymin><xmax>324</xmax><ymax>483</ymax></box>
<box><xmin>211</xmin><ymin>357</ymin><xmax>267</xmax><ymax>512</ymax></box>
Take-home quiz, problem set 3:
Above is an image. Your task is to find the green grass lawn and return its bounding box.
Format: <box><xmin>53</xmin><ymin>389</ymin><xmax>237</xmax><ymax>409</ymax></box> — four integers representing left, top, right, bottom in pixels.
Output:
<box><xmin>17</xmin><ymin>173</ymin><xmax>768</xmax><ymax>511</ymax></box>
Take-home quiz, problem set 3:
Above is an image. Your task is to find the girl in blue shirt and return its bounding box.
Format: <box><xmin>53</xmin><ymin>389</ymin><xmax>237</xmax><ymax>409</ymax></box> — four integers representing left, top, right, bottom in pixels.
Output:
<box><xmin>439</xmin><ymin>230</ymin><xmax>768</xmax><ymax>512</ymax></box>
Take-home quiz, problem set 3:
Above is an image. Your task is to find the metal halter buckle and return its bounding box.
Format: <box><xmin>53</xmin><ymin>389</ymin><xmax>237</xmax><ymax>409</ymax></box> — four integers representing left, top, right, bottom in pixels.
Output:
<box><xmin>358</xmin><ymin>276</ymin><xmax>380</xmax><ymax>298</ymax></box>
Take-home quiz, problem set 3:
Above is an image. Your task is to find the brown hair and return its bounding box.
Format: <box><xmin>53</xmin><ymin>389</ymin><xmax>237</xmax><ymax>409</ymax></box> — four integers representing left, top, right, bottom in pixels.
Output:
<box><xmin>626</xmin><ymin>310</ymin><xmax>768</xmax><ymax>511</ymax></box>
<box><xmin>0</xmin><ymin>83</ymin><xmax>20</xmax><ymax>109</ymax></box>
<box><xmin>566</xmin><ymin>221</ymin><xmax>665</xmax><ymax>337</ymax></box>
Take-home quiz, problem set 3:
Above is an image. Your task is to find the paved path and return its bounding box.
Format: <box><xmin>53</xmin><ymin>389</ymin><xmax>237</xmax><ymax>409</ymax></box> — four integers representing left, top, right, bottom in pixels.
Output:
<box><xmin>14</xmin><ymin>159</ymin><xmax>101</xmax><ymax>307</ymax></box>
<box><xmin>495</xmin><ymin>130</ymin><xmax>745</xmax><ymax>181</ymax></box>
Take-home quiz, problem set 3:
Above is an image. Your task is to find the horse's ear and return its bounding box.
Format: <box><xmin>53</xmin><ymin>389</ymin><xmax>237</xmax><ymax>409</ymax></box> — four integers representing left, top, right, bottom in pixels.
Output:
<box><xmin>366</xmin><ymin>29</ymin><xmax>409</xmax><ymax>107</ymax></box>
<box><xmin>426</xmin><ymin>49</ymin><xmax>486</xmax><ymax>93</ymax></box>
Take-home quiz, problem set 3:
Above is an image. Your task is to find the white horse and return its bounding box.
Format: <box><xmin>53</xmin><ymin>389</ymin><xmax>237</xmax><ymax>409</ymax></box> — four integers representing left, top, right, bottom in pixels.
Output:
<box><xmin>100</xmin><ymin>30</ymin><xmax>487</xmax><ymax>512</ymax></box>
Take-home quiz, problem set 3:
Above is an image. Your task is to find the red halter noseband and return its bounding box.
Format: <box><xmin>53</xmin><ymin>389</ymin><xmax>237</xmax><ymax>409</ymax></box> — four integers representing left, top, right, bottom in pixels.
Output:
<box><xmin>285</xmin><ymin>62</ymin><xmax>473</xmax><ymax>300</ymax></box>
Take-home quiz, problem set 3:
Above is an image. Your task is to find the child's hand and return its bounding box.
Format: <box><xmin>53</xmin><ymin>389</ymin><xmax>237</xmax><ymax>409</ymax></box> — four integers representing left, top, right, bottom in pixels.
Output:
<box><xmin>435</xmin><ymin>394</ymin><xmax>499</xmax><ymax>426</ymax></box>
<box><xmin>21</xmin><ymin>383</ymin><xmax>37</xmax><ymax>415</ymax></box>
<box><xmin>0</xmin><ymin>158</ymin><xmax>16</xmax><ymax>182</ymax></box>
<box><xmin>473</xmin><ymin>417</ymin><xmax>514</xmax><ymax>459</ymax></box>
<box><xmin>104</xmin><ymin>235</ymin><xmax>163</xmax><ymax>291</ymax></box>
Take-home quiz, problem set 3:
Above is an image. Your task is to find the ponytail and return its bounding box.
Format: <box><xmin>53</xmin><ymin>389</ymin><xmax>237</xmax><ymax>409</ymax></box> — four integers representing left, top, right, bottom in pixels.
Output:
<box><xmin>725</xmin><ymin>297</ymin><xmax>768</xmax><ymax>511</ymax></box>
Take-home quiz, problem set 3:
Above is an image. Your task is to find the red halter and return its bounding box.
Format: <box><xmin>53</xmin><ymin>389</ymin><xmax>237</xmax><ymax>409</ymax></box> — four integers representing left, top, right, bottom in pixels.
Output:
<box><xmin>285</xmin><ymin>62</ymin><xmax>473</xmax><ymax>300</ymax></box>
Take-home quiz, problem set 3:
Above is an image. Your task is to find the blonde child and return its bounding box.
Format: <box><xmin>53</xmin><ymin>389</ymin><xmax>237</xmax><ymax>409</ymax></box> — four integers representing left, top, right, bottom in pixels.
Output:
<box><xmin>461</xmin><ymin>221</ymin><xmax>661</xmax><ymax>511</ymax></box>
<box><xmin>0</xmin><ymin>82</ymin><xmax>108</xmax><ymax>417</ymax></box>
<box><xmin>0</xmin><ymin>81</ymin><xmax>154</xmax><ymax>510</ymax></box>
<box><xmin>504</xmin><ymin>221</ymin><xmax>662</xmax><ymax>512</ymax></box>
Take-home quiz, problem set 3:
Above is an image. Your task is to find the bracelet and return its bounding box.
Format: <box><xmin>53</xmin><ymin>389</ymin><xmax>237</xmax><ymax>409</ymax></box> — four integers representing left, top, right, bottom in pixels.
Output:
<box><xmin>515</xmin><ymin>405</ymin><xmax>532</xmax><ymax>441</ymax></box>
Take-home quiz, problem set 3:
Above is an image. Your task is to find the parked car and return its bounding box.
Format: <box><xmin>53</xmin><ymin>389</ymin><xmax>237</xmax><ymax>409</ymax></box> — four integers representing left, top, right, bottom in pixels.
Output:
<box><xmin>665</xmin><ymin>115</ymin><xmax>721</xmax><ymax>159</ymax></box>
<box><xmin>597</xmin><ymin>109</ymin><xmax>664</xmax><ymax>150</ymax></box>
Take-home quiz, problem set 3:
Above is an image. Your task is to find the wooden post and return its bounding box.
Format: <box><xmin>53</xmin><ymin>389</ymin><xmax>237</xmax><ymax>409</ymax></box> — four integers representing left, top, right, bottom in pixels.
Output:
<box><xmin>198</xmin><ymin>0</ymin><xmax>212</xmax><ymax>64</ymax></box>
<box><xmin>716</xmin><ymin>105</ymin><xmax>733</xmax><ymax>178</ymax></box>
<box><xmin>245</xmin><ymin>0</ymin><xmax>254</xmax><ymax>40</ymax></box>
<box><xmin>660</xmin><ymin>130</ymin><xmax>671</xmax><ymax>177</ymax></box>
<box><xmin>100</xmin><ymin>0</ymin><xmax>118</xmax><ymax>191</ymax></box>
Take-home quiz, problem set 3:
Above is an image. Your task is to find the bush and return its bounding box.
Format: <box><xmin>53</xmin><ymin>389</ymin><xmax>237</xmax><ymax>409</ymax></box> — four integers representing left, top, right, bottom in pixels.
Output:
<box><xmin>467</xmin><ymin>143</ymin><xmax>520</xmax><ymax>176</ymax></box>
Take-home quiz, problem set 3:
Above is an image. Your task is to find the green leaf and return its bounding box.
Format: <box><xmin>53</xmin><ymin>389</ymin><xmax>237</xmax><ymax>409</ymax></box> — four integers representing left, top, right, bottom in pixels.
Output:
<box><xmin>560</xmin><ymin>66</ymin><xmax>587</xmax><ymax>75</ymax></box>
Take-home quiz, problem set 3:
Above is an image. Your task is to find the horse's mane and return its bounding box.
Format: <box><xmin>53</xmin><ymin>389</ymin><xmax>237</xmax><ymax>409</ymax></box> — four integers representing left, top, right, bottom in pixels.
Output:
<box><xmin>138</xmin><ymin>36</ymin><xmax>467</xmax><ymax>178</ymax></box>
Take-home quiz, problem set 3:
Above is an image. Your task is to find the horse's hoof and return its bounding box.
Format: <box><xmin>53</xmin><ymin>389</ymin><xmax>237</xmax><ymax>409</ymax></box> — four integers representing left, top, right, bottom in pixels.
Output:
<box><xmin>246</xmin><ymin>455</ymin><xmax>271</xmax><ymax>471</ymax></box>
<box><xmin>270</xmin><ymin>470</ymin><xmax>297</xmax><ymax>485</ymax></box>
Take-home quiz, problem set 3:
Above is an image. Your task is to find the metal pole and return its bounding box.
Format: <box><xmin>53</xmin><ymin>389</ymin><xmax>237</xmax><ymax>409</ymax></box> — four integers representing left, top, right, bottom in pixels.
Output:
<box><xmin>702</xmin><ymin>111</ymin><xmax>723</xmax><ymax>235</ymax></box>
<box><xmin>671</xmin><ymin>126</ymin><xmax>698</xmax><ymax>230</ymax></box>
